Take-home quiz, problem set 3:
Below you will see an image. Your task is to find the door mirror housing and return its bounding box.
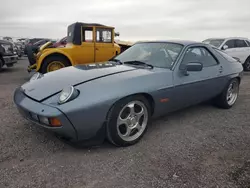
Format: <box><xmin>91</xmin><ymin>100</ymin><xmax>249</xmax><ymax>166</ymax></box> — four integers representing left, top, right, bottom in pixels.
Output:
<box><xmin>222</xmin><ymin>45</ymin><xmax>229</xmax><ymax>50</ymax></box>
<box><xmin>180</xmin><ymin>62</ymin><xmax>203</xmax><ymax>76</ymax></box>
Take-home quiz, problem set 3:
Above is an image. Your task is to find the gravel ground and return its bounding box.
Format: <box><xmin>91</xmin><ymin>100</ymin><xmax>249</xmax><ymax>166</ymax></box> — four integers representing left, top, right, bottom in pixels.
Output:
<box><xmin>1</xmin><ymin>58</ymin><xmax>250</xmax><ymax>188</ymax></box>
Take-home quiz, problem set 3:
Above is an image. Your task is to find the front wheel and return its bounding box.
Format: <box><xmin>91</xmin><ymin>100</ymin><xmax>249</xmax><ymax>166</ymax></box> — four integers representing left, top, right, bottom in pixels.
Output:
<box><xmin>106</xmin><ymin>95</ymin><xmax>151</xmax><ymax>147</ymax></box>
<box><xmin>40</xmin><ymin>56</ymin><xmax>71</xmax><ymax>74</ymax></box>
<box><xmin>214</xmin><ymin>78</ymin><xmax>239</xmax><ymax>109</ymax></box>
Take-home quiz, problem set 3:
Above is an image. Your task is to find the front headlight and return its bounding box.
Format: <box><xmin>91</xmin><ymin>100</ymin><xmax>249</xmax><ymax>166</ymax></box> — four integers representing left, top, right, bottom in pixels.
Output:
<box><xmin>30</xmin><ymin>72</ymin><xmax>43</xmax><ymax>81</ymax></box>
<box><xmin>58</xmin><ymin>86</ymin><xmax>79</xmax><ymax>104</ymax></box>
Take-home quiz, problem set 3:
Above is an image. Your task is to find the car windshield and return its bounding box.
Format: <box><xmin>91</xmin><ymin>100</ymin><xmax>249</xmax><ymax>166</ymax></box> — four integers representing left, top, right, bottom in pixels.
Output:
<box><xmin>203</xmin><ymin>39</ymin><xmax>225</xmax><ymax>48</ymax></box>
<box><xmin>114</xmin><ymin>42</ymin><xmax>184</xmax><ymax>69</ymax></box>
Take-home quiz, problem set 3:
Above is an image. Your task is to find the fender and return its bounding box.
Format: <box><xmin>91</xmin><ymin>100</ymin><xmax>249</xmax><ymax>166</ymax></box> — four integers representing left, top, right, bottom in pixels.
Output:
<box><xmin>36</xmin><ymin>48</ymin><xmax>74</xmax><ymax>71</ymax></box>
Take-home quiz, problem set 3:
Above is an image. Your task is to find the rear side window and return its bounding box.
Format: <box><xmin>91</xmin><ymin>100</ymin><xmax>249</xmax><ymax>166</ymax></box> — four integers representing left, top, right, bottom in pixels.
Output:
<box><xmin>225</xmin><ymin>40</ymin><xmax>236</xmax><ymax>49</ymax></box>
<box><xmin>182</xmin><ymin>47</ymin><xmax>218</xmax><ymax>67</ymax></box>
<box><xmin>214</xmin><ymin>48</ymin><xmax>237</xmax><ymax>62</ymax></box>
<box><xmin>235</xmin><ymin>39</ymin><xmax>248</xmax><ymax>47</ymax></box>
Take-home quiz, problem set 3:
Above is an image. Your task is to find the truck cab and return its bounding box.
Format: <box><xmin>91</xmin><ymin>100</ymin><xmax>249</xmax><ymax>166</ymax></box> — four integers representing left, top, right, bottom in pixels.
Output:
<box><xmin>0</xmin><ymin>40</ymin><xmax>18</xmax><ymax>71</ymax></box>
<box><xmin>31</xmin><ymin>22</ymin><xmax>121</xmax><ymax>73</ymax></box>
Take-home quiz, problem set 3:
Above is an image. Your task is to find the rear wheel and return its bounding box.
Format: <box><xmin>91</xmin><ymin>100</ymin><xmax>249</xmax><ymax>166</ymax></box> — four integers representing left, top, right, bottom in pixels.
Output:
<box><xmin>106</xmin><ymin>95</ymin><xmax>151</xmax><ymax>147</ymax></box>
<box><xmin>40</xmin><ymin>55</ymin><xmax>71</xmax><ymax>74</ymax></box>
<box><xmin>243</xmin><ymin>57</ymin><xmax>250</xmax><ymax>71</ymax></box>
<box><xmin>214</xmin><ymin>78</ymin><xmax>239</xmax><ymax>109</ymax></box>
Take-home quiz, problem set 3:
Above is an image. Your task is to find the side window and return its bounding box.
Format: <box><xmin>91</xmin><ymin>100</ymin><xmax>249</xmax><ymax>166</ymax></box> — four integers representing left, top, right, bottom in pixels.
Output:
<box><xmin>225</xmin><ymin>40</ymin><xmax>236</xmax><ymax>49</ymax></box>
<box><xmin>181</xmin><ymin>47</ymin><xmax>218</xmax><ymax>68</ymax></box>
<box><xmin>82</xmin><ymin>27</ymin><xmax>93</xmax><ymax>42</ymax></box>
<box><xmin>181</xmin><ymin>47</ymin><xmax>202</xmax><ymax>66</ymax></box>
<box><xmin>235</xmin><ymin>39</ymin><xmax>248</xmax><ymax>48</ymax></box>
<box><xmin>96</xmin><ymin>28</ymin><xmax>112</xmax><ymax>43</ymax></box>
<box><xmin>245</xmin><ymin>40</ymin><xmax>250</xmax><ymax>47</ymax></box>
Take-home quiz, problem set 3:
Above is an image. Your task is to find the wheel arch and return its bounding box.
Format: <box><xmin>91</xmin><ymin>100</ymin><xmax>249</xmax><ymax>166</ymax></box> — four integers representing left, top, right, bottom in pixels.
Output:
<box><xmin>236</xmin><ymin>76</ymin><xmax>241</xmax><ymax>84</ymax></box>
<box><xmin>106</xmin><ymin>93</ymin><xmax>155</xmax><ymax>120</ymax></box>
<box><xmin>243</xmin><ymin>55</ymin><xmax>250</xmax><ymax>71</ymax></box>
<box><xmin>244</xmin><ymin>55</ymin><xmax>250</xmax><ymax>64</ymax></box>
<box><xmin>36</xmin><ymin>52</ymin><xmax>73</xmax><ymax>72</ymax></box>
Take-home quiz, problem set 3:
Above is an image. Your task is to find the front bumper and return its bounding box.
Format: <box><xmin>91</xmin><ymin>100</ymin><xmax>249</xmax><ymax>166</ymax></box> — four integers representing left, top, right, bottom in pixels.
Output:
<box><xmin>13</xmin><ymin>87</ymin><xmax>78</xmax><ymax>142</ymax></box>
<box><xmin>3</xmin><ymin>55</ymin><xmax>18</xmax><ymax>66</ymax></box>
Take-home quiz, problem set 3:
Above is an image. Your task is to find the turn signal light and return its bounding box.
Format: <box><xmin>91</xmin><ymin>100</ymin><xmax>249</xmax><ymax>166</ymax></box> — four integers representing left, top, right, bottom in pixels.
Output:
<box><xmin>49</xmin><ymin>117</ymin><xmax>62</xmax><ymax>127</ymax></box>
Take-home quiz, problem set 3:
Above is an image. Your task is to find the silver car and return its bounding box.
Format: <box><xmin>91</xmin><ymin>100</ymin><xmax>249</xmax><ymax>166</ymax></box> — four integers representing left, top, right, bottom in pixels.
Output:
<box><xmin>14</xmin><ymin>40</ymin><xmax>243</xmax><ymax>147</ymax></box>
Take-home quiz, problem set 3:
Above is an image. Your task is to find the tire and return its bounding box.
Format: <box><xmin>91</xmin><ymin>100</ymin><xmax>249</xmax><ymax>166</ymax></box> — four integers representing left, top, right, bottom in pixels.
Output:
<box><xmin>0</xmin><ymin>58</ymin><xmax>3</xmax><ymax>72</ymax></box>
<box><xmin>243</xmin><ymin>57</ymin><xmax>250</xmax><ymax>71</ymax></box>
<box><xmin>26</xmin><ymin>46</ymin><xmax>36</xmax><ymax>66</ymax></box>
<box><xmin>106</xmin><ymin>95</ymin><xmax>151</xmax><ymax>147</ymax></box>
<box><xmin>40</xmin><ymin>55</ymin><xmax>71</xmax><ymax>74</ymax></box>
<box><xmin>214</xmin><ymin>78</ymin><xmax>239</xmax><ymax>109</ymax></box>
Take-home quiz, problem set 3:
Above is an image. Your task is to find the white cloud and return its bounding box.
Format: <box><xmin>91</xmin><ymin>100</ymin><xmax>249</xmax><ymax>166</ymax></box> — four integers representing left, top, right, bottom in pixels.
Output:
<box><xmin>0</xmin><ymin>0</ymin><xmax>250</xmax><ymax>41</ymax></box>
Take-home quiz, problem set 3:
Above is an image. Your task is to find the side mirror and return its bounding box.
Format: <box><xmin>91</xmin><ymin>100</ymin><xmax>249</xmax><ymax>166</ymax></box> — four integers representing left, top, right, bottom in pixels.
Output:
<box><xmin>180</xmin><ymin>62</ymin><xmax>203</xmax><ymax>76</ymax></box>
<box><xmin>115</xmin><ymin>32</ymin><xmax>120</xmax><ymax>37</ymax></box>
<box><xmin>222</xmin><ymin>45</ymin><xmax>228</xmax><ymax>50</ymax></box>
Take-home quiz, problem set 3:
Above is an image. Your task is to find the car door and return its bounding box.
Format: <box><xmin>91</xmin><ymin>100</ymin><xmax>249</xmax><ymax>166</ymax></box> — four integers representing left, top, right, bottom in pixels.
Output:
<box><xmin>72</xmin><ymin>27</ymin><xmax>95</xmax><ymax>64</ymax></box>
<box><xmin>234</xmin><ymin>39</ymin><xmax>250</xmax><ymax>63</ymax></box>
<box><xmin>95</xmin><ymin>27</ymin><xmax>116</xmax><ymax>62</ymax></box>
<box><xmin>222</xmin><ymin>39</ymin><xmax>238</xmax><ymax>58</ymax></box>
<box><xmin>172</xmin><ymin>46</ymin><xmax>223</xmax><ymax>110</ymax></box>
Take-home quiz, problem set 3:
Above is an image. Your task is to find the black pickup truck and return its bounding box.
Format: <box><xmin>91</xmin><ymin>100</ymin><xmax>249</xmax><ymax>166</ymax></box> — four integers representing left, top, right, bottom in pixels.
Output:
<box><xmin>0</xmin><ymin>40</ymin><xmax>18</xmax><ymax>71</ymax></box>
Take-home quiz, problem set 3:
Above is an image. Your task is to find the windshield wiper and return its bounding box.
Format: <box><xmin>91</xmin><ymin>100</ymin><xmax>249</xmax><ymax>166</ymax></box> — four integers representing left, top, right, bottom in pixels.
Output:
<box><xmin>123</xmin><ymin>61</ymin><xmax>154</xmax><ymax>69</ymax></box>
<box><xmin>109</xmin><ymin>58</ymin><xmax>122</xmax><ymax>64</ymax></box>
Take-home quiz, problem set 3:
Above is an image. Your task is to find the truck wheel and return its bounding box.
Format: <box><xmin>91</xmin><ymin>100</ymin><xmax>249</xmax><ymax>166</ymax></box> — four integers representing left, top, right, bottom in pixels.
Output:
<box><xmin>41</xmin><ymin>56</ymin><xmax>71</xmax><ymax>74</ymax></box>
<box><xmin>243</xmin><ymin>57</ymin><xmax>250</xmax><ymax>71</ymax></box>
<box><xmin>26</xmin><ymin>46</ymin><xmax>36</xmax><ymax>66</ymax></box>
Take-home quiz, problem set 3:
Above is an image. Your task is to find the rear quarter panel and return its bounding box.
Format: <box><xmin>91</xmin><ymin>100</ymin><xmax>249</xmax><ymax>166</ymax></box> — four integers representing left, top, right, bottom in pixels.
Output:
<box><xmin>212</xmin><ymin>47</ymin><xmax>243</xmax><ymax>85</ymax></box>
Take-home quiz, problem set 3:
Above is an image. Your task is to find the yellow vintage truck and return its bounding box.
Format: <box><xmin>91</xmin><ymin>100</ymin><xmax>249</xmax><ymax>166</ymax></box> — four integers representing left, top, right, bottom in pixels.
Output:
<box><xmin>28</xmin><ymin>22</ymin><xmax>121</xmax><ymax>73</ymax></box>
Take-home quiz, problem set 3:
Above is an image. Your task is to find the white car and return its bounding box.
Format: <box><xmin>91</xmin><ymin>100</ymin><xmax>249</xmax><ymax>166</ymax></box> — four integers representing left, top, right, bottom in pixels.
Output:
<box><xmin>203</xmin><ymin>37</ymin><xmax>250</xmax><ymax>71</ymax></box>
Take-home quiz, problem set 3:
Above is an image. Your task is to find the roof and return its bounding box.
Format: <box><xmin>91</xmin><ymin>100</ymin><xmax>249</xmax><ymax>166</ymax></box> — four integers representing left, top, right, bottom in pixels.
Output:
<box><xmin>136</xmin><ymin>40</ymin><xmax>201</xmax><ymax>46</ymax></box>
<box><xmin>69</xmin><ymin>22</ymin><xmax>113</xmax><ymax>28</ymax></box>
<box><xmin>205</xmin><ymin>37</ymin><xmax>249</xmax><ymax>40</ymax></box>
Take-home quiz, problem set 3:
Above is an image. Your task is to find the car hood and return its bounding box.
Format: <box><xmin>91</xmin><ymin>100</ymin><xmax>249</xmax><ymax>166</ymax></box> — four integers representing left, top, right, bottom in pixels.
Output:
<box><xmin>21</xmin><ymin>63</ymin><xmax>137</xmax><ymax>101</ymax></box>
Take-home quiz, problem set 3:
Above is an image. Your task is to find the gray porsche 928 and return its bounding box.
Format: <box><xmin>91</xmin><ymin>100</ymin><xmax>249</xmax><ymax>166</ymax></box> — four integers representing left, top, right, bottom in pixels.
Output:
<box><xmin>14</xmin><ymin>40</ymin><xmax>243</xmax><ymax>147</ymax></box>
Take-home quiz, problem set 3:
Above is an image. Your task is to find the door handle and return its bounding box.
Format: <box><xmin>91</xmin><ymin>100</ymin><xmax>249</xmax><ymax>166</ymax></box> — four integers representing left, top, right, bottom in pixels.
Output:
<box><xmin>219</xmin><ymin>66</ymin><xmax>223</xmax><ymax>73</ymax></box>
<box><xmin>96</xmin><ymin>48</ymin><xmax>99</xmax><ymax>51</ymax></box>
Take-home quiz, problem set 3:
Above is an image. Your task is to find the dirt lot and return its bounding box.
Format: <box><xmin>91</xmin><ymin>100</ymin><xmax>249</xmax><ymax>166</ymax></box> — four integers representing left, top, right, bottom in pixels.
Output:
<box><xmin>1</xmin><ymin>58</ymin><xmax>250</xmax><ymax>188</ymax></box>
